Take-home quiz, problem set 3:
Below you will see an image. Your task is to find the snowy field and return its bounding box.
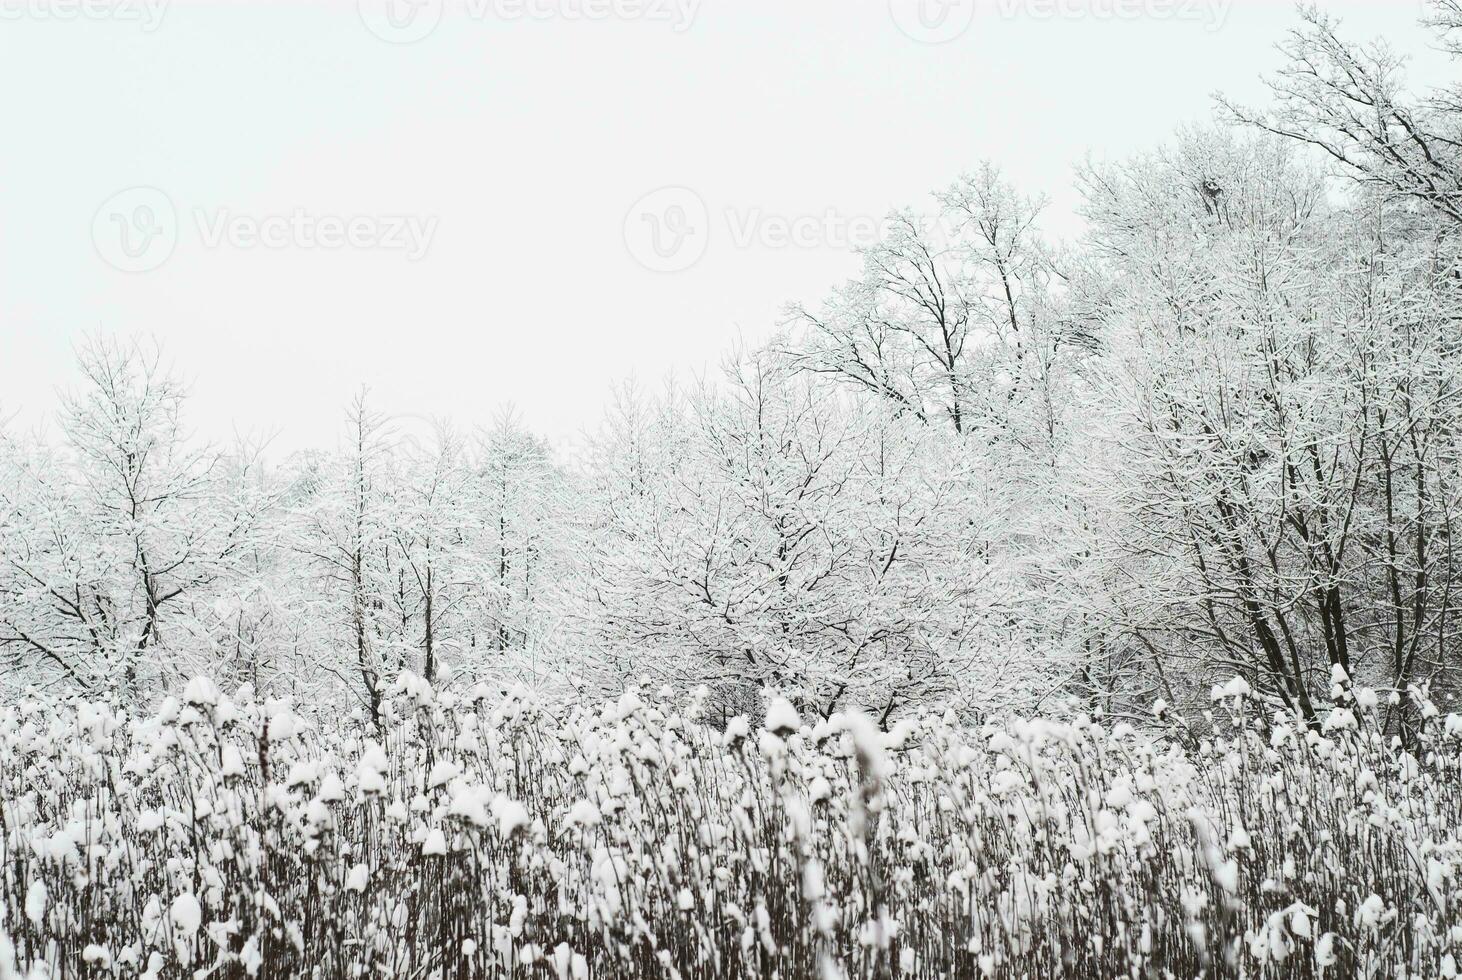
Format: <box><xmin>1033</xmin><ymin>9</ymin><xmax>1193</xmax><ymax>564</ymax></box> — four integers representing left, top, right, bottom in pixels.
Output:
<box><xmin>3</xmin><ymin>671</ymin><xmax>1460</xmax><ymax>979</ymax></box>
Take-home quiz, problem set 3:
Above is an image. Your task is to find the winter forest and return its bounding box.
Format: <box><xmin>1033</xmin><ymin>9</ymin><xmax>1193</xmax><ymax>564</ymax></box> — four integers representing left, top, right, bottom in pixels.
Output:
<box><xmin>4</xmin><ymin>3</ymin><xmax>1462</xmax><ymax>978</ymax></box>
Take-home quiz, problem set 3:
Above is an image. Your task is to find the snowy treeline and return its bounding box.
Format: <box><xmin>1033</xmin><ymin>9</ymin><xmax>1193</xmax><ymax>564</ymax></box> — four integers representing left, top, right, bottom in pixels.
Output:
<box><xmin>1</xmin><ymin>4</ymin><xmax>1461</xmax><ymax>728</ymax></box>
<box><xmin>3</xmin><ymin>670</ymin><xmax>1462</xmax><ymax>978</ymax></box>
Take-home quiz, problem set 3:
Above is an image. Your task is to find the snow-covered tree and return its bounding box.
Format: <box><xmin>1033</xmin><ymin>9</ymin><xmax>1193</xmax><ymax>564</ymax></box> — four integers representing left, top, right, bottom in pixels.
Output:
<box><xmin>579</xmin><ymin>349</ymin><xmax>1062</xmax><ymax>720</ymax></box>
<box><xmin>0</xmin><ymin>337</ymin><xmax>266</xmax><ymax>699</ymax></box>
<box><xmin>1076</xmin><ymin>128</ymin><xmax>1462</xmax><ymax>724</ymax></box>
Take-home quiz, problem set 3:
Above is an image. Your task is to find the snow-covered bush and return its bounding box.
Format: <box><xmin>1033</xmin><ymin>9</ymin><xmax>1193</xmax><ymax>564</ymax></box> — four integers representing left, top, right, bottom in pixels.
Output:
<box><xmin>2</xmin><ymin>672</ymin><xmax>1461</xmax><ymax>978</ymax></box>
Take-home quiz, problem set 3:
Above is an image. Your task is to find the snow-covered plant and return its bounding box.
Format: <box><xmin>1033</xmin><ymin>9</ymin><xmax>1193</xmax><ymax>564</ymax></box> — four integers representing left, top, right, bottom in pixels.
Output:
<box><xmin>4</xmin><ymin>673</ymin><xmax>1462</xmax><ymax>978</ymax></box>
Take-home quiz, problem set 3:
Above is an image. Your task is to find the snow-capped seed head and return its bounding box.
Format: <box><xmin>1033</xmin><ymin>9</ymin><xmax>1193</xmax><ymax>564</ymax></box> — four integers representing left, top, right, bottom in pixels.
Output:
<box><xmin>617</xmin><ymin>689</ymin><xmax>644</xmax><ymax>719</ymax></box>
<box><xmin>1211</xmin><ymin>676</ymin><xmax>1251</xmax><ymax>702</ymax></box>
<box><xmin>723</xmin><ymin>716</ymin><xmax>751</xmax><ymax>745</ymax></box>
<box><xmin>358</xmin><ymin>765</ymin><xmax>387</xmax><ymax>795</ymax></box>
<box><xmin>316</xmin><ymin>771</ymin><xmax>346</xmax><ymax>803</ymax></box>
<box><xmin>565</xmin><ymin>799</ymin><xmax>601</xmax><ymax>827</ymax></box>
<box><xmin>448</xmin><ymin>786</ymin><xmax>490</xmax><ymax>828</ymax></box>
<box><xmin>182</xmin><ymin>676</ymin><xmax>220</xmax><ymax>708</ymax></box>
<box><xmin>344</xmin><ymin>864</ymin><xmax>369</xmax><ymax>892</ymax></box>
<box><xmin>267</xmin><ymin>711</ymin><xmax>299</xmax><ymax>741</ymax></box>
<box><xmin>25</xmin><ymin>880</ymin><xmax>46</xmax><ymax>929</ymax></box>
<box><xmin>427</xmin><ymin>759</ymin><xmax>460</xmax><ymax>788</ymax></box>
<box><xmin>765</xmin><ymin>697</ymin><xmax>801</xmax><ymax>736</ymax></box>
<box><xmin>286</xmin><ymin>761</ymin><xmax>319</xmax><ymax>787</ymax></box>
<box><xmin>1314</xmin><ymin>932</ymin><xmax>1337</xmax><ymax>967</ymax></box>
<box><xmin>170</xmin><ymin>892</ymin><xmax>202</xmax><ymax>937</ymax></box>
<box><xmin>219</xmin><ymin>744</ymin><xmax>246</xmax><ymax>779</ymax></box>
<box><xmin>494</xmin><ymin>795</ymin><xmax>530</xmax><ymax>838</ymax></box>
<box><xmin>359</xmin><ymin>741</ymin><xmax>390</xmax><ymax>774</ymax></box>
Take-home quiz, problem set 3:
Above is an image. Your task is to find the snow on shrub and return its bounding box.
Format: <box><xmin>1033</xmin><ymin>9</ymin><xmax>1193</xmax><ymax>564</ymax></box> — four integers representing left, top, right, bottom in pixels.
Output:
<box><xmin>0</xmin><ymin>674</ymin><xmax>1460</xmax><ymax>977</ymax></box>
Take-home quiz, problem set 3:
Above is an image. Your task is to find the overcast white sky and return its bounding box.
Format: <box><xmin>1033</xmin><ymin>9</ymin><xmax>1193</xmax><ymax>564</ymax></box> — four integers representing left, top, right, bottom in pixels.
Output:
<box><xmin>0</xmin><ymin>0</ymin><xmax>1450</xmax><ymax>454</ymax></box>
